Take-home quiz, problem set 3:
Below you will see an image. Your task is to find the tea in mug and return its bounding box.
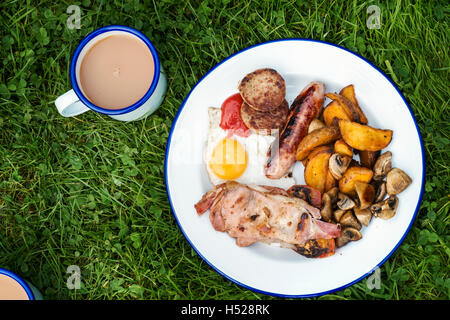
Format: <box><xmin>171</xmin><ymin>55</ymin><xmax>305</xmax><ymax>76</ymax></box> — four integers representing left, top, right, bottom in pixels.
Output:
<box><xmin>79</xmin><ymin>33</ymin><xmax>155</xmax><ymax>110</ymax></box>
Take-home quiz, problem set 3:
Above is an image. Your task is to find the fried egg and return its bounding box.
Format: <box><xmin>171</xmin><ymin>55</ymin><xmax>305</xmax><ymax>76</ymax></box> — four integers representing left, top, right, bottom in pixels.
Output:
<box><xmin>205</xmin><ymin>107</ymin><xmax>295</xmax><ymax>189</ymax></box>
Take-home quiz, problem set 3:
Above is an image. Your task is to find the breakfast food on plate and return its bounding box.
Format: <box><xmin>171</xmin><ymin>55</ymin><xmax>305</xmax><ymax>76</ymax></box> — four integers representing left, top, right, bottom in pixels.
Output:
<box><xmin>338</xmin><ymin>120</ymin><xmax>393</xmax><ymax>151</ymax></box>
<box><xmin>295</xmin><ymin>126</ymin><xmax>341</xmax><ymax>161</ymax></box>
<box><xmin>287</xmin><ymin>185</ymin><xmax>322</xmax><ymax>208</ymax></box>
<box><xmin>238</xmin><ymin>68</ymin><xmax>286</xmax><ymax>112</ymax></box>
<box><xmin>323</xmin><ymin>100</ymin><xmax>351</xmax><ymax>126</ymax></box>
<box><xmin>338</xmin><ymin>166</ymin><xmax>374</xmax><ymax>196</ymax></box>
<box><xmin>303</xmin><ymin>85</ymin><xmax>411</xmax><ymax>248</ymax></box>
<box><xmin>334</xmin><ymin>139</ymin><xmax>353</xmax><ymax>158</ymax></box>
<box><xmin>195</xmin><ymin>66</ymin><xmax>413</xmax><ymax>257</ymax></box>
<box><xmin>265</xmin><ymin>81</ymin><xmax>325</xmax><ymax>179</ymax></box>
<box><xmin>240</xmin><ymin>99</ymin><xmax>289</xmax><ymax>135</ymax></box>
<box><xmin>304</xmin><ymin>149</ymin><xmax>335</xmax><ymax>193</ymax></box>
<box><xmin>308</xmin><ymin>119</ymin><xmax>325</xmax><ymax>133</ymax></box>
<box><xmin>338</xmin><ymin>85</ymin><xmax>368</xmax><ymax>124</ymax></box>
<box><xmin>194</xmin><ymin>182</ymin><xmax>340</xmax><ymax>258</ymax></box>
<box><xmin>325</xmin><ymin>92</ymin><xmax>368</xmax><ymax>124</ymax></box>
<box><xmin>205</xmin><ymin>103</ymin><xmax>295</xmax><ymax>189</ymax></box>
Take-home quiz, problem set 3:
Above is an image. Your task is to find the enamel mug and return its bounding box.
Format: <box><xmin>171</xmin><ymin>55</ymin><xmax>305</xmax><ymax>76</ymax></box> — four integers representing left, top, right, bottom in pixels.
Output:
<box><xmin>55</xmin><ymin>25</ymin><xmax>167</xmax><ymax>121</ymax></box>
<box><xmin>0</xmin><ymin>268</ymin><xmax>43</xmax><ymax>300</ymax></box>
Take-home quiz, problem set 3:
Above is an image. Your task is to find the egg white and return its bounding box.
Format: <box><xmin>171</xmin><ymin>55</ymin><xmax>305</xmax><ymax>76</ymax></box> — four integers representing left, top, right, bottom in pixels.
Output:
<box><xmin>204</xmin><ymin>107</ymin><xmax>296</xmax><ymax>189</ymax></box>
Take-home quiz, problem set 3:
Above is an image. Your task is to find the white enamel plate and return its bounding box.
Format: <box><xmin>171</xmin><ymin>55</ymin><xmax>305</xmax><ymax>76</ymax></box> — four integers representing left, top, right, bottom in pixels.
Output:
<box><xmin>165</xmin><ymin>39</ymin><xmax>425</xmax><ymax>297</ymax></box>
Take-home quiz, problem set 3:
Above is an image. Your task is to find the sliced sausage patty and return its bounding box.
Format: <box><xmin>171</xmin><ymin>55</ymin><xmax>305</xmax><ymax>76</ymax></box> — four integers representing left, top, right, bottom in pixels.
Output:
<box><xmin>240</xmin><ymin>99</ymin><xmax>289</xmax><ymax>135</ymax></box>
<box><xmin>238</xmin><ymin>68</ymin><xmax>286</xmax><ymax>112</ymax></box>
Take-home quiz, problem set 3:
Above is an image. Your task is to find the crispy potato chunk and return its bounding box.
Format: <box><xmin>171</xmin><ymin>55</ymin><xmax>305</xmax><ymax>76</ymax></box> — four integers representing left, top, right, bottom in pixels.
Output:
<box><xmin>334</xmin><ymin>139</ymin><xmax>353</xmax><ymax>157</ymax></box>
<box><xmin>339</xmin><ymin>85</ymin><xmax>368</xmax><ymax>124</ymax></box>
<box><xmin>295</xmin><ymin>126</ymin><xmax>341</xmax><ymax>160</ymax></box>
<box><xmin>338</xmin><ymin>120</ymin><xmax>393</xmax><ymax>151</ymax></box>
<box><xmin>302</xmin><ymin>145</ymin><xmax>333</xmax><ymax>167</ymax></box>
<box><xmin>339</xmin><ymin>166</ymin><xmax>373</xmax><ymax>195</ymax></box>
<box><xmin>323</xmin><ymin>101</ymin><xmax>351</xmax><ymax>126</ymax></box>
<box><xmin>325</xmin><ymin>92</ymin><xmax>362</xmax><ymax>123</ymax></box>
<box><xmin>304</xmin><ymin>152</ymin><xmax>332</xmax><ymax>193</ymax></box>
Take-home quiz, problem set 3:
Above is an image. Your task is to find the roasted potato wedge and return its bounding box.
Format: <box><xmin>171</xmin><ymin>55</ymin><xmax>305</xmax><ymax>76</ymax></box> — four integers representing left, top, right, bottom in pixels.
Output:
<box><xmin>323</xmin><ymin>101</ymin><xmax>351</xmax><ymax>126</ymax></box>
<box><xmin>334</xmin><ymin>139</ymin><xmax>353</xmax><ymax>158</ymax></box>
<box><xmin>304</xmin><ymin>151</ymin><xmax>332</xmax><ymax>193</ymax></box>
<box><xmin>339</xmin><ymin>85</ymin><xmax>368</xmax><ymax>124</ymax></box>
<box><xmin>301</xmin><ymin>145</ymin><xmax>333</xmax><ymax>167</ymax></box>
<box><xmin>325</xmin><ymin>92</ymin><xmax>362</xmax><ymax>123</ymax></box>
<box><xmin>338</xmin><ymin>120</ymin><xmax>393</xmax><ymax>151</ymax></box>
<box><xmin>339</xmin><ymin>166</ymin><xmax>374</xmax><ymax>195</ymax></box>
<box><xmin>296</xmin><ymin>126</ymin><xmax>341</xmax><ymax>161</ymax></box>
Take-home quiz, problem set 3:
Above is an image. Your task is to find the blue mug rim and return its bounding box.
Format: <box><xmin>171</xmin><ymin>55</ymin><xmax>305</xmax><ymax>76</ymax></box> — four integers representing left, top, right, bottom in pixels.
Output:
<box><xmin>0</xmin><ymin>268</ymin><xmax>35</xmax><ymax>300</ymax></box>
<box><xmin>69</xmin><ymin>25</ymin><xmax>161</xmax><ymax>116</ymax></box>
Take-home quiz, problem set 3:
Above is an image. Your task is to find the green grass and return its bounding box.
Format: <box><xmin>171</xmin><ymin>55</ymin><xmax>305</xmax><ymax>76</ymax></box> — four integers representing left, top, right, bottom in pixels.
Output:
<box><xmin>0</xmin><ymin>0</ymin><xmax>448</xmax><ymax>300</ymax></box>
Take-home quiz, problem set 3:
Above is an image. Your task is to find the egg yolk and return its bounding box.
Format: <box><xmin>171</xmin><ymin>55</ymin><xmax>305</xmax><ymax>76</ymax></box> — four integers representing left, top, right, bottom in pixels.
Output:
<box><xmin>209</xmin><ymin>138</ymin><xmax>247</xmax><ymax>180</ymax></box>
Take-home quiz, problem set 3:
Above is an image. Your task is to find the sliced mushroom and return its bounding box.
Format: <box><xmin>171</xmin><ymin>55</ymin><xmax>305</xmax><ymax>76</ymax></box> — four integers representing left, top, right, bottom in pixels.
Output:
<box><xmin>321</xmin><ymin>187</ymin><xmax>340</xmax><ymax>222</ymax></box>
<box><xmin>373</xmin><ymin>151</ymin><xmax>392</xmax><ymax>180</ymax></box>
<box><xmin>370</xmin><ymin>195</ymin><xmax>399</xmax><ymax>219</ymax></box>
<box><xmin>335</xmin><ymin>227</ymin><xmax>362</xmax><ymax>247</ymax></box>
<box><xmin>354</xmin><ymin>181</ymin><xmax>375</xmax><ymax>209</ymax></box>
<box><xmin>339</xmin><ymin>211</ymin><xmax>361</xmax><ymax>230</ymax></box>
<box><xmin>321</xmin><ymin>193</ymin><xmax>333</xmax><ymax>222</ymax></box>
<box><xmin>329</xmin><ymin>153</ymin><xmax>352</xmax><ymax>180</ymax></box>
<box><xmin>386</xmin><ymin>168</ymin><xmax>412</xmax><ymax>195</ymax></box>
<box><xmin>327</xmin><ymin>187</ymin><xmax>339</xmax><ymax>204</ymax></box>
<box><xmin>337</xmin><ymin>192</ymin><xmax>356</xmax><ymax>210</ymax></box>
<box><xmin>353</xmin><ymin>207</ymin><xmax>372</xmax><ymax>227</ymax></box>
<box><xmin>333</xmin><ymin>209</ymin><xmax>347</xmax><ymax>222</ymax></box>
<box><xmin>359</xmin><ymin>150</ymin><xmax>380</xmax><ymax>169</ymax></box>
<box><xmin>373</xmin><ymin>181</ymin><xmax>387</xmax><ymax>203</ymax></box>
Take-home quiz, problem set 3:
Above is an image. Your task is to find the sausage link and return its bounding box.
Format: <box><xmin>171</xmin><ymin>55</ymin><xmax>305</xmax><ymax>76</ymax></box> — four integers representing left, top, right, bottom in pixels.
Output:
<box><xmin>265</xmin><ymin>82</ymin><xmax>325</xmax><ymax>179</ymax></box>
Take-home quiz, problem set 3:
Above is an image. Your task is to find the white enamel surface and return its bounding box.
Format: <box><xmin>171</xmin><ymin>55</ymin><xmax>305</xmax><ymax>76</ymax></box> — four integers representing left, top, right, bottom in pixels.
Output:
<box><xmin>165</xmin><ymin>40</ymin><xmax>424</xmax><ymax>297</ymax></box>
<box><xmin>54</xmin><ymin>89</ymin><xmax>90</xmax><ymax>117</ymax></box>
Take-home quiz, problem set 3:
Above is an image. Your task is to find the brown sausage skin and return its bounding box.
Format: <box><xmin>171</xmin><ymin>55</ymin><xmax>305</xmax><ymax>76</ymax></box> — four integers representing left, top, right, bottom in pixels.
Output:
<box><xmin>265</xmin><ymin>82</ymin><xmax>325</xmax><ymax>179</ymax></box>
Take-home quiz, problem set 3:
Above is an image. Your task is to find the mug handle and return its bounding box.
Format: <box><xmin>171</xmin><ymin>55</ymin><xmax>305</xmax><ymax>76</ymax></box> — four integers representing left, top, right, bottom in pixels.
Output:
<box><xmin>55</xmin><ymin>89</ymin><xmax>90</xmax><ymax>117</ymax></box>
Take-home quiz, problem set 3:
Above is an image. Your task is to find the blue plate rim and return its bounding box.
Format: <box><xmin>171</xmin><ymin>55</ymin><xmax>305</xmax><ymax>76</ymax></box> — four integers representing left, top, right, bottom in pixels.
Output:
<box><xmin>164</xmin><ymin>38</ymin><xmax>426</xmax><ymax>298</ymax></box>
